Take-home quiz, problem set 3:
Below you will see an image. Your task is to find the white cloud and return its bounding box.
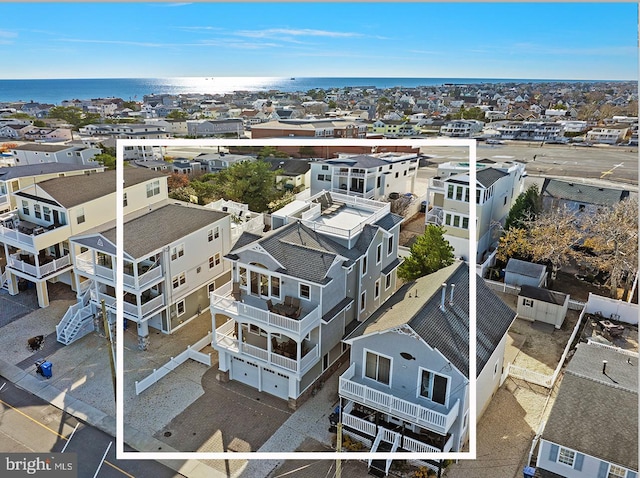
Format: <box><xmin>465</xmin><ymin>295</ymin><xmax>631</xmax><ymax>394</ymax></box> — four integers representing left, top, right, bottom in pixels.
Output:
<box><xmin>235</xmin><ymin>28</ymin><xmax>364</xmax><ymax>39</ymax></box>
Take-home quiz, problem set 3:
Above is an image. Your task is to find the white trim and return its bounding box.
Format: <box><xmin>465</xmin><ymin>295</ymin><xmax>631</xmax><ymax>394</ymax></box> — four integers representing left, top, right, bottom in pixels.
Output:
<box><xmin>176</xmin><ymin>299</ymin><xmax>186</xmax><ymax>317</ymax></box>
<box><xmin>417</xmin><ymin>366</ymin><xmax>450</xmax><ymax>408</ymax></box>
<box><xmin>363</xmin><ymin>348</ymin><xmax>393</xmax><ymax>387</ymax></box>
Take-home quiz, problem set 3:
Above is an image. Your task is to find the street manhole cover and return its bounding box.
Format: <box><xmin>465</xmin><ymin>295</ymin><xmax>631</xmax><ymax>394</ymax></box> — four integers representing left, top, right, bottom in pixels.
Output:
<box><xmin>164</xmin><ymin>431</ymin><xmax>172</xmax><ymax>437</ymax></box>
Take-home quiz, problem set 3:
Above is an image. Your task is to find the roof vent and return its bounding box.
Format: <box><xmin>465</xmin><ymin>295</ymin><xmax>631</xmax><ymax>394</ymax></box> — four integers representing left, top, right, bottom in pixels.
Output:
<box><xmin>440</xmin><ymin>283</ymin><xmax>447</xmax><ymax>311</ymax></box>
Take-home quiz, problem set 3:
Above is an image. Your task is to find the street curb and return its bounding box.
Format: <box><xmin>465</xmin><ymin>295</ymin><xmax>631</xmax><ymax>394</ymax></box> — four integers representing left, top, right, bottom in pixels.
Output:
<box><xmin>0</xmin><ymin>358</ymin><xmax>228</xmax><ymax>478</ymax></box>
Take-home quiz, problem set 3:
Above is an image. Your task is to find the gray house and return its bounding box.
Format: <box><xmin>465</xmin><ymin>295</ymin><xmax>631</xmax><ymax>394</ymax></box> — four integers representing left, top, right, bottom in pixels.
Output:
<box><xmin>540</xmin><ymin>178</ymin><xmax>630</xmax><ymax>215</ymax></box>
<box><xmin>505</xmin><ymin>258</ymin><xmax>547</xmax><ymax>288</ymax></box>
<box><xmin>339</xmin><ymin>261</ymin><xmax>516</xmax><ymax>475</ymax></box>
<box><xmin>517</xmin><ymin>285</ymin><xmax>569</xmax><ymax>329</ymax></box>
<box><xmin>535</xmin><ymin>342</ymin><xmax>637</xmax><ymax>478</ymax></box>
<box><xmin>210</xmin><ymin>191</ymin><xmax>403</xmax><ymax>408</ymax></box>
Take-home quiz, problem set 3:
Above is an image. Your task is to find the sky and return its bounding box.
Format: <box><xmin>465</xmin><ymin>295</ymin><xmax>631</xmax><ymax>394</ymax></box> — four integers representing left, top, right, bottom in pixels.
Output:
<box><xmin>1</xmin><ymin>2</ymin><xmax>637</xmax><ymax>81</ymax></box>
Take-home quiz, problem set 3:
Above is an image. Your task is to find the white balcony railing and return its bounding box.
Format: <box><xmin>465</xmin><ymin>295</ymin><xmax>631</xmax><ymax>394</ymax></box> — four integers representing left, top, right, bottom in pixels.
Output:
<box><xmin>90</xmin><ymin>289</ymin><xmax>165</xmax><ymax>319</ymax></box>
<box><xmin>0</xmin><ymin>224</ymin><xmax>35</xmax><ymax>247</ymax></box>
<box><xmin>214</xmin><ymin>320</ymin><xmax>319</xmax><ymax>374</ymax></box>
<box><xmin>8</xmin><ymin>253</ymin><xmax>71</xmax><ymax>278</ymax></box>
<box><xmin>210</xmin><ymin>282</ymin><xmax>319</xmax><ymax>337</ymax></box>
<box><xmin>339</xmin><ymin>363</ymin><xmax>460</xmax><ymax>435</ymax></box>
<box><xmin>123</xmin><ymin>265</ymin><xmax>163</xmax><ymax>289</ymax></box>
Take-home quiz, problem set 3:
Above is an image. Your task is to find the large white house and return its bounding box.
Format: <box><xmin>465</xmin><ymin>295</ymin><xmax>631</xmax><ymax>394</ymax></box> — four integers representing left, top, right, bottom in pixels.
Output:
<box><xmin>339</xmin><ymin>261</ymin><xmax>516</xmax><ymax>475</ymax></box>
<box><xmin>61</xmin><ymin>200</ymin><xmax>232</xmax><ymax>349</ymax></box>
<box><xmin>309</xmin><ymin>152</ymin><xmax>420</xmax><ymax>201</ymax></box>
<box><xmin>0</xmin><ymin>169</ymin><xmax>168</xmax><ymax>308</ymax></box>
<box><xmin>10</xmin><ymin>143</ymin><xmax>102</xmax><ymax>166</ymax></box>
<box><xmin>425</xmin><ymin>159</ymin><xmax>527</xmax><ymax>265</ymax></box>
<box><xmin>209</xmin><ymin>190</ymin><xmax>403</xmax><ymax>408</ymax></box>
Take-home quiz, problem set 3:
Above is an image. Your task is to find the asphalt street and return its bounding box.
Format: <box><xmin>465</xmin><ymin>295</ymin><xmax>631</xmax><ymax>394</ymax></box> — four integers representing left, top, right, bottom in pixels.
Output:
<box><xmin>0</xmin><ymin>379</ymin><xmax>184</xmax><ymax>478</ymax></box>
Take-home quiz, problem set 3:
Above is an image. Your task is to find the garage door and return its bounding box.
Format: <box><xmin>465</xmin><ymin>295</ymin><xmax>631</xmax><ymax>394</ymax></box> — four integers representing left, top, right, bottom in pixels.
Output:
<box><xmin>230</xmin><ymin>356</ymin><xmax>259</xmax><ymax>389</ymax></box>
<box><xmin>261</xmin><ymin>367</ymin><xmax>289</xmax><ymax>400</ymax></box>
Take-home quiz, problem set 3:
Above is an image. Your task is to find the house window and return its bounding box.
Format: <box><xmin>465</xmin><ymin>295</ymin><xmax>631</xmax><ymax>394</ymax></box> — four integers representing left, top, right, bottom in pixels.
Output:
<box><xmin>146</xmin><ymin>180</ymin><xmax>160</xmax><ymax>198</ymax></box>
<box><xmin>445</xmin><ymin>213</ymin><xmax>452</xmax><ymax>226</ymax></box>
<box><xmin>476</xmin><ymin>189</ymin><xmax>481</xmax><ymax>204</ymax></box>
<box><xmin>523</xmin><ymin>298</ymin><xmax>534</xmax><ymax>307</ymax></box>
<box><xmin>362</xmin><ymin>256</ymin><xmax>367</xmax><ymax>276</ymax></box>
<box><xmin>462</xmin><ymin>217</ymin><xmax>469</xmax><ymax>229</ymax></box>
<box><xmin>123</xmin><ymin>193</ymin><xmax>128</xmax><ymax>207</ymax></box>
<box><xmin>387</xmin><ymin>236</ymin><xmax>393</xmax><ymax>255</ymax></box>
<box><xmin>43</xmin><ymin>206</ymin><xmax>51</xmax><ymax>222</ymax></box>
<box><xmin>317</xmin><ymin>174</ymin><xmax>325</xmax><ymax>181</ymax></box>
<box><xmin>22</xmin><ymin>200</ymin><xmax>30</xmax><ymax>215</ymax></box>
<box><xmin>321</xmin><ymin>165</ymin><xmax>329</xmax><ymax>171</ymax></box>
<box><xmin>419</xmin><ymin>369</ymin><xmax>448</xmax><ymax>405</ymax></box>
<box><xmin>453</xmin><ymin>215</ymin><xmax>460</xmax><ymax>227</ymax></box>
<box><xmin>271</xmin><ymin>276</ymin><xmax>280</xmax><ymax>298</ymax></box>
<box><xmin>171</xmin><ymin>244</ymin><xmax>184</xmax><ymax>261</ymax></box>
<box><xmin>365</xmin><ymin>351</ymin><xmax>391</xmax><ymax>385</ymax></box>
<box><xmin>360</xmin><ymin>291</ymin><xmax>366</xmax><ymax>312</ymax></box>
<box><xmin>177</xmin><ymin>300</ymin><xmax>186</xmax><ymax>317</ymax></box>
<box><xmin>608</xmin><ymin>465</ymin><xmax>627</xmax><ymax>478</ymax></box>
<box><xmin>385</xmin><ymin>273</ymin><xmax>391</xmax><ymax>290</ymax></box>
<box><xmin>239</xmin><ymin>267</ymin><xmax>247</xmax><ymax>286</ymax></box>
<box><xmin>76</xmin><ymin>207</ymin><xmax>85</xmax><ymax>224</ymax></box>
<box><xmin>172</xmin><ymin>272</ymin><xmax>186</xmax><ymax>289</ymax></box>
<box><xmin>464</xmin><ymin>188</ymin><xmax>469</xmax><ymax>202</ymax></box>
<box><xmin>447</xmin><ymin>184</ymin><xmax>454</xmax><ymax>199</ymax></box>
<box><xmin>455</xmin><ymin>186</ymin><xmax>463</xmax><ymax>201</ymax></box>
<box><xmin>214</xmin><ymin>226</ymin><xmax>219</xmax><ymax>239</ymax></box>
<box><xmin>299</xmin><ymin>283</ymin><xmax>310</xmax><ymax>300</ymax></box>
<box><xmin>209</xmin><ymin>253</ymin><xmax>220</xmax><ymax>268</ymax></box>
<box><xmin>376</xmin><ymin>243</ymin><xmax>382</xmax><ymax>264</ymax></box>
<box><xmin>374</xmin><ymin>279</ymin><xmax>380</xmax><ymax>299</ymax></box>
<box><xmin>208</xmin><ymin>283</ymin><xmax>215</xmax><ymax>294</ymax></box>
<box><xmin>377</xmin><ymin>176</ymin><xmax>381</xmax><ymax>188</ymax></box>
<box><xmin>557</xmin><ymin>447</ymin><xmax>575</xmax><ymax>466</ymax></box>
<box><xmin>34</xmin><ymin>204</ymin><xmax>42</xmax><ymax>219</ymax></box>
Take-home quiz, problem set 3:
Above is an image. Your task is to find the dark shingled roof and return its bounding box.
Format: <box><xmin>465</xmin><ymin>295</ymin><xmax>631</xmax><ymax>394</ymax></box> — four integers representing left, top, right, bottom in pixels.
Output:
<box><xmin>476</xmin><ymin>167</ymin><xmax>508</xmax><ymax>188</ymax></box>
<box><xmin>35</xmin><ymin>169</ymin><xmax>166</xmax><ymax>208</ymax></box>
<box><xmin>519</xmin><ymin>285</ymin><xmax>567</xmax><ymax>305</ymax></box>
<box><xmin>326</xmin><ymin>155</ymin><xmax>389</xmax><ymax>169</ymax></box>
<box><xmin>541</xmin><ymin>178</ymin><xmax>630</xmax><ymax>207</ymax></box>
<box><xmin>374</xmin><ymin>213</ymin><xmax>404</xmax><ymax>231</ymax></box>
<box><xmin>234</xmin><ymin>221</ymin><xmax>378</xmax><ymax>284</ymax></box>
<box><xmin>11</xmin><ymin>143</ymin><xmax>74</xmax><ymax>152</ymax></box>
<box><xmin>265</xmin><ymin>158</ymin><xmax>311</xmax><ymax>176</ymax></box>
<box><xmin>541</xmin><ymin>343</ymin><xmax>638</xmax><ymax>470</ymax></box>
<box><xmin>347</xmin><ymin>262</ymin><xmax>516</xmax><ymax>377</ymax></box>
<box><xmin>0</xmin><ymin>163</ymin><xmax>103</xmax><ymax>180</ymax></box>
<box><xmin>99</xmin><ymin>203</ymin><xmax>228</xmax><ymax>258</ymax></box>
<box><xmin>505</xmin><ymin>258</ymin><xmax>546</xmax><ymax>278</ymax></box>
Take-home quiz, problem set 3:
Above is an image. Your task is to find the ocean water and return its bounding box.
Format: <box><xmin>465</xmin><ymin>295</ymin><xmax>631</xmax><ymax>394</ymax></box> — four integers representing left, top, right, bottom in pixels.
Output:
<box><xmin>0</xmin><ymin>77</ymin><xmax>617</xmax><ymax>105</ymax></box>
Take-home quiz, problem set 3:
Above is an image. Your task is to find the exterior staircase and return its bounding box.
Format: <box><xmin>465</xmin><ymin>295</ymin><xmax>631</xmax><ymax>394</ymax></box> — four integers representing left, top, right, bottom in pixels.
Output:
<box><xmin>56</xmin><ymin>285</ymin><xmax>95</xmax><ymax>345</ymax></box>
<box><xmin>1</xmin><ymin>270</ymin><xmax>8</xmax><ymax>291</ymax></box>
<box><xmin>368</xmin><ymin>427</ymin><xmax>401</xmax><ymax>477</ymax></box>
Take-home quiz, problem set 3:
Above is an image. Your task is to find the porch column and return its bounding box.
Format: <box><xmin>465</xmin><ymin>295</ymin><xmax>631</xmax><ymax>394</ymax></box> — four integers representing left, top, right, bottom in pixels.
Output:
<box><xmin>6</xmin><ymin>270</ymin><xmax>18</xmax><ymax>296</ymax></box>
<box><xmin>35</xmin><ymin>280</ymin><xmax>50</xmax><ymax>308</ymax></box>
<box><xmin>137</xmin><ymin>319</ymin><xmax>149</xmax><ymax>351</ymax></box>
<box><xmin>296</xmin><ymin>339</ymin><xmax>301</xmax><ymax>363</ymax></box>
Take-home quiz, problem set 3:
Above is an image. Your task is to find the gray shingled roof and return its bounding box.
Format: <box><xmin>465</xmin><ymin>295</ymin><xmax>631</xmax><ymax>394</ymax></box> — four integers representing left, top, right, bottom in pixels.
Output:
<box><xmin>35</xmin><ymin>169</ymin><xmax>165</xmax><ymax>208</ymax></box>
<box><xmin>234</xmin><ymin>221</ymin><xmax>378</xmax><ymax>284</ymax></box>
<box><xmin>541</xmin><ymin>178</ymin><xmax>630</xmax><ymax>207</ymax></box>
<box><xmin>326</xmin><ymin>155</ymin><xmax>389</xmax><ymax>169</ymax></box>
<box><xmin>99</xmin><ymin>203</ymin><xmax>228</xmax><ymax>258</ymax></box>
<box><xmin>541</xmin><ymin>343</ymin><xmax>638</xmax><ymax>470</ymax></box>
<box><xmin>476</xmin><ymin>167</ymin><xmax>508</xmax><ymax>188</ymax></box>
<box><xmin>519</xmin><ymin>285</ymin><xmax>567</xmax><ymax>305</ymax></box>
<box><xmin>12</xmin><ymin>143</ymin><xmax>72</xmax><ymax>152</ymax></box>
<box><xmin>347</xmin><ymin>262</ymin><xmax>516</xmax><ymax>377</ymax></box>
<box><xmin>265</xmin><ymin>158</ymin><xmax>311</xmax><ymax>176</ymax></box>
<box><xmin>505</xmin><ymin>258</ymin><xmax>546</xmax><ymax>278</ymax></box>
<box><xmin>374</xmin><ymin>213</ymin><xmax>404</xmax><ymax>231</ymax></box>
<box><xmin>0</xmin><ymin>163</ymin><xmax>102</xmax><ymax>180</ymax></box>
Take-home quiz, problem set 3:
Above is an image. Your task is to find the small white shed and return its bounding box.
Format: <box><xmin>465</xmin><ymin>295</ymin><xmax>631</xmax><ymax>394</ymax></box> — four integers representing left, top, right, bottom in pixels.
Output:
<box><xmin>517</xmin><ymin>285</ymin><xmax>569</xmax><ymax>329</ymax></box>
<box><xmin>505</xmin><ymin>258</ymin><xmax>547</xmax><ymax>288</ymax></box>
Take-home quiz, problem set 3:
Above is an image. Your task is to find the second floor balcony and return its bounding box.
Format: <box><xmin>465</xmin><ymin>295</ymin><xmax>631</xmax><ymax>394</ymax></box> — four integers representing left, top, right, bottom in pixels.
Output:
<box><xmin>210</xmin><ymin>281</ymin><xmax>319</xmax><ymax>338</ymax></box>
<box><xmin>75</xmin><ymin>251</ymin><xmax>163</xmax><ymax>290</ymax></box>
<box><xmin>90</xmin><ymin>286</ymin><xmax>165</xmax><ymax>320</ymax></box>
<box><xmin>0</xmin><ymin>211</ymin><xmax>71</xmax><ymax>251</ymax></box>
<box><xmin>339</xmin><ymin>363</ymin><xmax>460</xmax><ymax>436</ymax></box>
<box><xmin>8</xmin><ymin>251</ymin><xmax>71</xmax><ymax>279</ymax></box>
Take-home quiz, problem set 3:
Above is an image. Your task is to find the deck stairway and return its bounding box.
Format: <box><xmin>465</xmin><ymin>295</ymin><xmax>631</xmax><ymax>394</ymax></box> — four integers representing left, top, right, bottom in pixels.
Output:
<box><xmin>1</xmin><ymin>270</ymin><xmax>8</xmax><ymax>291</ymax></box>
<box><xmin>56</xmin><ymin>285</ymin><xmax>95</xmax><ymax>345</ymax></box>
<box><xmin>368</xmin><ymin>427</ymin><xmax>401</xmax><ymax>477</ymax></box>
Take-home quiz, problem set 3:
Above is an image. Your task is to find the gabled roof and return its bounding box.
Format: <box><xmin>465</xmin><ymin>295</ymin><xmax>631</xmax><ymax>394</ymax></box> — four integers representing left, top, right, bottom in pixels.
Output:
<box><xmin>265</xmin><ymin>158</ymin><xmax>311</xmax><ymax>176</ymax></box>
<box><xmin>505</xmin><ymin>258</ymin><xmax>546</xmax><ymax>278</ymax></box>
<box><xmin>95</xmin><ymin>202</ymin><xmax>227</xmax><ymax>258</ymax></box>
<box><xmin>374</xmin><ymin>212</ymin><xmax>404</xmax><ymax>231</ymax></box>
<box><xmin>232</xmin><ymin>221</ymin><xmax>377</xmax><ymax>284</ymax></box>
<box><xmin>346</xmin><ymin>262</ymin><xmax>516</xmax><ymax>377</ymax></box>
<box><xmin>476</xmin><ymin>167</ymin><xmax>508</xmax><ymax>188</ymax></box>
<box><xmin>32</xmin><ymin>168</ymin><xmax>165</xmax><ymax>208</ymax></box>
<box><xmin>0</xmin><ymin>163</ymin><xmax>103</xmax><ymax>181</ymax></box>
<box><xmin>541</xmin><ymin>178</ymin><xmax>630</xmax><ymax>207</ymax></box>
<box><xmin>519</xmin><ymin>285</ymin><xmax>567</xmax><ymax>305</ymax></box>
<box><xmin>541</xmin><ymin>343</ymin><xmax>638</xmax><ymax>470</ymax></box>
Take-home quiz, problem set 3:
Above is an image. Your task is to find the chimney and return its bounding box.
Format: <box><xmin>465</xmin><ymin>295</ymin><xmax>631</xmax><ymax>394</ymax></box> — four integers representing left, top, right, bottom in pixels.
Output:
<box><xmin>449</xmin><ymin>283</ymin><xmax>456</xmax><ymax>305</ymax></box>
<box><xmin>440</xmin><ymin>283</ymin><xmax>447</xmax><ymax>311</ymax></box>
<box><xmin>602</xmin><ymin>360</ymin><xmax>608</xmax><ymax>374</ymax></box>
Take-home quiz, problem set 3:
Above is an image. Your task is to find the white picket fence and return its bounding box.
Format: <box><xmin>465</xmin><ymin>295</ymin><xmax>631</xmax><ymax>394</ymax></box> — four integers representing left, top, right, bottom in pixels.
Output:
<box><xmin>135</xmin><ymin>332</ymin><xmax>213</xmax><ymax>395</ymax></box>
<box><xmin>505</xmin><ymin>363</ymin><xmax>554</xmax><ymax>388</ymax></box>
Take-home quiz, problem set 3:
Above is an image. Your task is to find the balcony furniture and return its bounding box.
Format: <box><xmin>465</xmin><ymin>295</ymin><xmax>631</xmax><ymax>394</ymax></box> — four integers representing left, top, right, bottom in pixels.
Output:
<box><xmin>599</xmin><ymin>320</ymin><xmax>625</xmax><ymax>337</ymax></box>
<box><xmin>290</xmin><ymin>297</ymin><xmax>301</xmax><ymax>310</ymax></box>
<box><xmin>292</xmin><ymin>306</ymin><xmax>302</xmax><ymax>319</ymax></box>
<box><xmin>266</xmin><ymin>299</ymin><xmax>274</xmax><ymax>312</ymax></box>
<box><xmin>284</xmin><ymin>296</ymin><xmax>293</xmax><ymax>307</ymax></box>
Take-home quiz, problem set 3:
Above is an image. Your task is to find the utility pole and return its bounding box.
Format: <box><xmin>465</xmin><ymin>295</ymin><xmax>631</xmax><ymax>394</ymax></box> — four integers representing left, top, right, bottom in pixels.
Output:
<box><xmin>101</xmin><ymin>300</ymin><xmax>117</xmax><ymax>403</ymax></box>
<box><xmin>336</xmin><ymin>397</ymin><xmax>342</xmax><ymax>478</ymax></box>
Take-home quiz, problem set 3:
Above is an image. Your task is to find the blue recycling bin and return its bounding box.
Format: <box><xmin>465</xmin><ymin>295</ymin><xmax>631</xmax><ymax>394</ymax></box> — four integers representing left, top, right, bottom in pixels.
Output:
<box><xmin>523</xmin><ymin>466</ymin><xmax>536</xmax><ymax>478</ymax></box>
<box><xmin>40</xmin><ymin>361</ymin><xmax>52</xmax><ymax>379</ymax></box>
